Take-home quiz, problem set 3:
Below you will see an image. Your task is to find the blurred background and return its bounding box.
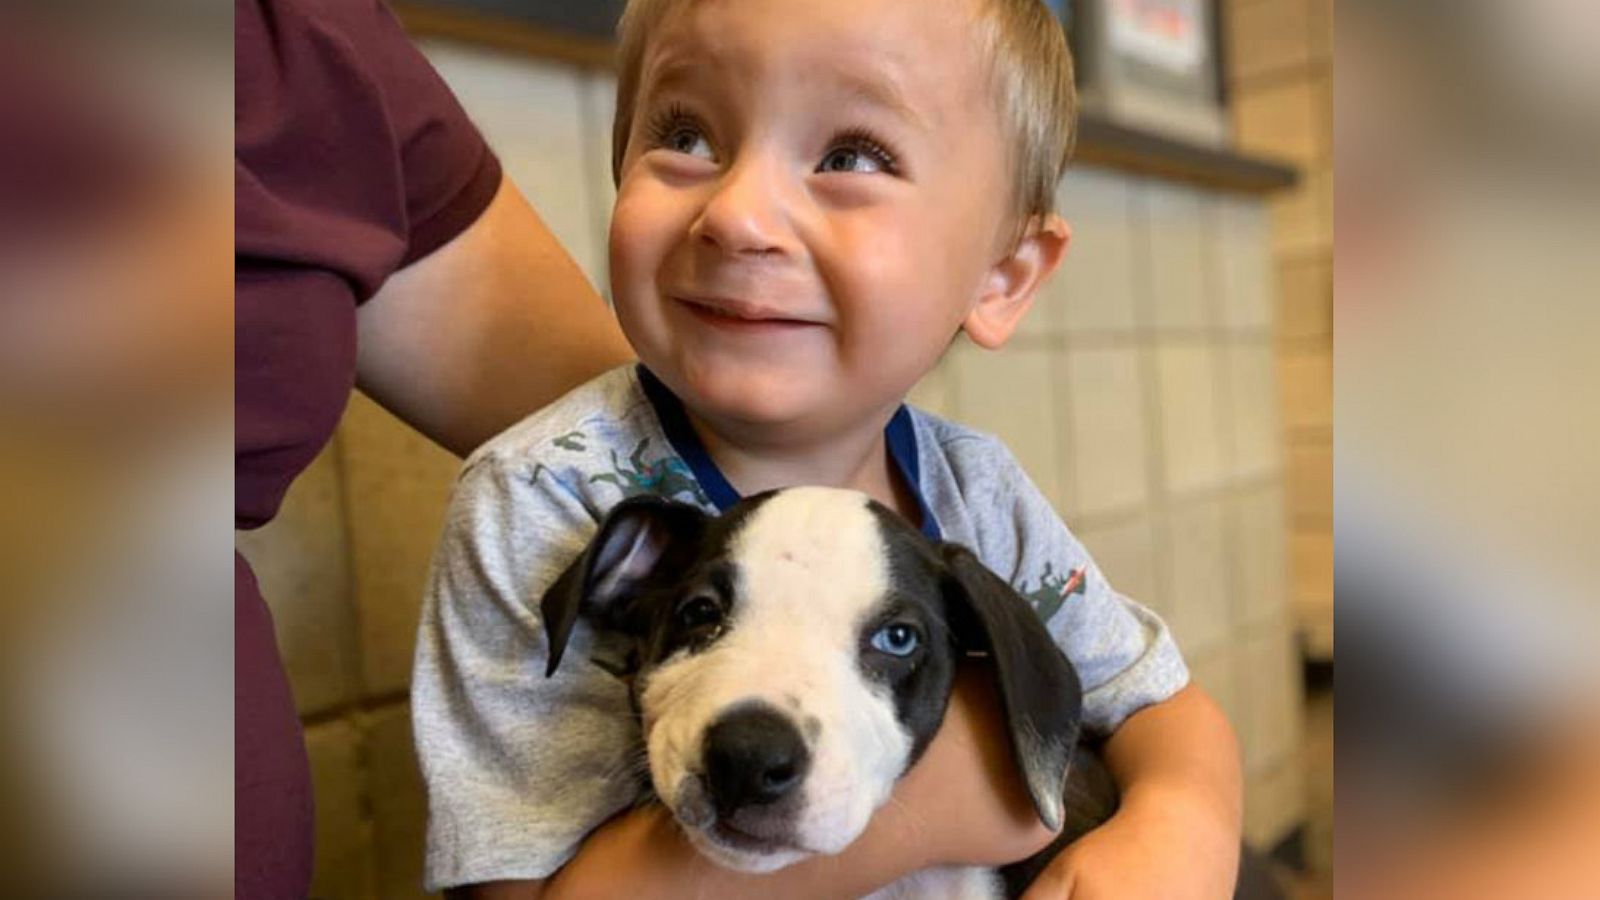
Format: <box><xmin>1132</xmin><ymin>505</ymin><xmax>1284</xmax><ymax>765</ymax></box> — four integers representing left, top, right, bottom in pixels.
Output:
<box><xmin>235</xmin><ymin>1</ymin><xmax>1334</xmax><ymax>897</ymax></box>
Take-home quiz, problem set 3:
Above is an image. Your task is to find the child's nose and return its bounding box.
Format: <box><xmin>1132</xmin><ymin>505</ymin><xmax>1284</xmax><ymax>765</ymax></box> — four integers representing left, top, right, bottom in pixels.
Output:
<box><xmin>689</xmin><ymin>157</ymin><xmax>794</xmax><ymax>258</ymax></box>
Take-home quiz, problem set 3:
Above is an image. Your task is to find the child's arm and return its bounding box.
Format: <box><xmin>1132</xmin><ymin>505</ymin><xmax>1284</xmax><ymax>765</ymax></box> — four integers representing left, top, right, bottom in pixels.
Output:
<box><xmin>1023</xmin><ymin>684</ymin><xmax>1242</xmax><ymax>900</ymax></box>
<box><xmin>449</xmin><ymin>662</ymin><xmax>1061</xmax><ymax>900</ymax></box>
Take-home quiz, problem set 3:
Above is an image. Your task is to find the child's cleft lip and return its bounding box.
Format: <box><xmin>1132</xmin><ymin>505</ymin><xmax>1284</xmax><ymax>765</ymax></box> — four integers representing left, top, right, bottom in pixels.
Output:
<box><xmin>673</xmin><ymin>294</ymin><xmax>829</xmax><ymax>331</ymax></box>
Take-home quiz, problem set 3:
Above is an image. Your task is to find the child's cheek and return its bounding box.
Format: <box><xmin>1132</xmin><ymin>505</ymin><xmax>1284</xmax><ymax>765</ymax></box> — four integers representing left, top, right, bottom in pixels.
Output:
<box><xmin>611</xmin><ymin>180</ymin><xmax>697</xmax><ymax>287</ymax></box>
<box><xmin>606</xmin><ymin>210</ymin><xmax>654</xmax><ymax>305</ymax></box>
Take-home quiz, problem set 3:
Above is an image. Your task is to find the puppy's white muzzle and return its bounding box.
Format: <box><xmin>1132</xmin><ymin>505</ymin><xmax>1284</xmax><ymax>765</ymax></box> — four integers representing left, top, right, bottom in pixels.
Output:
<box><xmin>640</xmin><ymin>641</ymin><xmax>908</xmax><ymax>872</ymax></box>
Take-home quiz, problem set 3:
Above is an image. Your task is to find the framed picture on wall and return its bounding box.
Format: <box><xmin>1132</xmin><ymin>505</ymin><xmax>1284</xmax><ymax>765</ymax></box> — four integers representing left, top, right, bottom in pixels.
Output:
<box><xmin>1057</xmin><ymin>0</ymin><xmax>1231</xmax><ymax>146</ymax></box>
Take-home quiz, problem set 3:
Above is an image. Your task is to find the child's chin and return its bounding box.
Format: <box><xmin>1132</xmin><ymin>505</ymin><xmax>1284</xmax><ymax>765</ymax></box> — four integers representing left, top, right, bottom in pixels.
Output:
<box><xmin>684</xmin><ymin>377</ymin><xmax>817</xmax><ymax>426</ymax></box>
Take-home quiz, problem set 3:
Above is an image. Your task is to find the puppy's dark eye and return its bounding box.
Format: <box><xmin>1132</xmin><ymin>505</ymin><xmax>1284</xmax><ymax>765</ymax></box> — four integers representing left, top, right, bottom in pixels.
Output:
<box><xmin>676</xmin><ymin>595</ymin><xmax>723</xmax><ymax>630</ymax></box>
<box><xmin>869</xmin><ymin>622</ymin><xmax>920</xmax><ymax>657</ymax></box>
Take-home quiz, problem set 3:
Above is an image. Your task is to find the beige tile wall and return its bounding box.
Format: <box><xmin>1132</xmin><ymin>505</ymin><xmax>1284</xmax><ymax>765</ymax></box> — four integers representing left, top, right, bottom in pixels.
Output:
<box><xmin>1225</xmin><ymin>0</ymin><xmax>1334</xmax><ymax>660</ymax></box>
<box><xmin>238</xmin><ymin>34</ymin><xmax>1308</xmax><ymax>898</ymax></box>
<box><xmin>923</xmin><ymin>164</ymin><xmax>1306</xmax><ymax>848</ymax></box>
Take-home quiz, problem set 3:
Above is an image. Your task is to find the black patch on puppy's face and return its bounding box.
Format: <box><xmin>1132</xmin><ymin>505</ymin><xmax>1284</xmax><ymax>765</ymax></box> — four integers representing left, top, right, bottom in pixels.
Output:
<box><xmin>862</xmin><ymin>500</ymin><xmax>1087</xmax><ymax>833</ymax></box>
<box><xmin>611</xmin><ymin>494</ymin><xmax>793</xmax><ymax>680</ymax></box>
<box><xmin>646</xmin><ymin>561</ymin><xmax>739</xmax><ymax>663</ymax></box>
<box><xmin>860</xmin><ymin>504</ymin><xmax>958</xmax><ymax>769</ymax></box>
<box><xmin>541</xmin><ymin>492</ymin><xmax>779</xmax><ymax>683</ymax></box>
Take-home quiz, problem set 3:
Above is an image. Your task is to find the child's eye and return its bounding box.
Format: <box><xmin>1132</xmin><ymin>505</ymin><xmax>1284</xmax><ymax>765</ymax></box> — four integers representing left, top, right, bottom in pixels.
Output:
<box><xmin>818</xmin><ymin>147</ymin><xmax>880</xmax><ymax>174</ymax></box>
<box><xmin>816</xmin><ymin>130</ymin><xmax>898</xmax><ymax>176</ymax></box>
<box><xmin>647</xmin><ymin>104</ymin><xmax>716</xmax><ymax>162</ymax></box>
<box><xmin>663</xmin><ymin>125</ymin><xmax>714</xmax><ymax>160</ymax></box>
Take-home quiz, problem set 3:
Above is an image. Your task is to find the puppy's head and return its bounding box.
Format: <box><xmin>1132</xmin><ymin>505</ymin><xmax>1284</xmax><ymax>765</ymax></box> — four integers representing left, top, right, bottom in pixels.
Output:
<box><xmin>542</xmin><ymin>487</ymin><xmax>1081</xmax><ymax>872</ymax></box>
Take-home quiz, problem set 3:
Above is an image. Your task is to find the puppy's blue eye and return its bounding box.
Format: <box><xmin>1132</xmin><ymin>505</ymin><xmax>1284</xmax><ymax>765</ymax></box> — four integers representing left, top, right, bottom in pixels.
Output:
<box><xmin>870</xmin><ymin>623</ymin><xmax>920</xmax><ymax>657</ymax></box>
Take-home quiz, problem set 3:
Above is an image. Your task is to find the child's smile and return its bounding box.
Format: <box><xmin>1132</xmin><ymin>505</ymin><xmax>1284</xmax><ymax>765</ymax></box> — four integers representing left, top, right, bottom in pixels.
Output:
<box><xmin>672</xmin><ymin>294</ymin><xmax>829</xmax><ymax>336</ymax></box>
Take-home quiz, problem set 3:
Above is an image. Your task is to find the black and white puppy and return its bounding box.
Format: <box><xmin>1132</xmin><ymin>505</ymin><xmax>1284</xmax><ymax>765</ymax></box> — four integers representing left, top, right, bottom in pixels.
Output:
<box><xmin>541</xmin><ymin>486</ymin><xmax>1115</xmax><ymax>898</ymax></box>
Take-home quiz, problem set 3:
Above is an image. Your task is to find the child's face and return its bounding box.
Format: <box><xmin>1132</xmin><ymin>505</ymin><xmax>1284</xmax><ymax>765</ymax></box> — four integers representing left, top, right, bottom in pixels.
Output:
<box><xmin>610</xmin><ymin>0</ymin><xmax>1025</xmax><ymax>434</ymax></box>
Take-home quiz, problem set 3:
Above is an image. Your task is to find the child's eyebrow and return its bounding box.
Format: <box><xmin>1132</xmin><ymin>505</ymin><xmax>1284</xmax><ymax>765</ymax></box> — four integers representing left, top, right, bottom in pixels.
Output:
<box><xmin>641</xmin><ymin>53</ymin><xmax>716</xmax><ymax>100</ymax></box>
<box><xmin>827</xmin><ymin>67</ymin><xmax>927</xmax><ymax>132</ymax></box>
<box><xmin>641</xmin><ymin>48</ymin><xmax>927</xmax><ymax>134</ymax></box>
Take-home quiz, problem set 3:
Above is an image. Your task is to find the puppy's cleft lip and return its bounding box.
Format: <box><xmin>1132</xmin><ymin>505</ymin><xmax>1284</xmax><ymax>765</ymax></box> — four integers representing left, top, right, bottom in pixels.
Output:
<box><xmin>713</xmin><ymin>805</ymin><xmax>815</xmax><ymax>855</ymax></box>
<box><xmin>709</xmin><ymin>819</ymin><xmax>796</xmax><ymax>854</ymax></box>
<box><xmin>674</xmin><ymin>776</ymin><xmax>809</xmax><ymax>858</ymax></box>
<box><xmin>672</xmin><ymin>775</ymin><xmax>717</xmax><ymax>830</ymax></box>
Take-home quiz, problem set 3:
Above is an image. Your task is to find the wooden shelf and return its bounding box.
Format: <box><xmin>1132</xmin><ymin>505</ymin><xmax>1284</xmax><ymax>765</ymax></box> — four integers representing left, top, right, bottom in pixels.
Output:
<box><xmin>394</xmin><ymin>2</ymin><xmax>1299</xmax><ymax>195</ymax></box>
<box><xmin>1074</xmin><ymin>115</ymin><xmax>1297</xmax><ymax>194</ymax></box>
<box><xmin>394</xmin><ymin>2</ymin><xmax>616</xmax><ymax>69</ymax></box>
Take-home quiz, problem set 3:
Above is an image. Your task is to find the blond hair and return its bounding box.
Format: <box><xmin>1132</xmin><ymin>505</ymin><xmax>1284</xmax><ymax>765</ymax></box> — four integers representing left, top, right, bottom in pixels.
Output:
<box><xmin>611</xmin><ymin>0</ymin><xmax>1077</xmax><ymax>225</ymax></box>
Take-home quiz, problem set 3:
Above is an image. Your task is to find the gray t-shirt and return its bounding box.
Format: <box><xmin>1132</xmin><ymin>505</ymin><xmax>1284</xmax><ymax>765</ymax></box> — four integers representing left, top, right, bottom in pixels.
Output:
<box><xmin>413</xmin><ymin>365</ymin><xmax>1189</xmax><ymax>889</ymax></box>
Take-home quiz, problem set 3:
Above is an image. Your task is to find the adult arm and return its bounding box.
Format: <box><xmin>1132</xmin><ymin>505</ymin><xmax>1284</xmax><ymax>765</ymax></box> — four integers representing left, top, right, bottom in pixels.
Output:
<box><xmin>356</xmin><ymin>175</ymin><xmax>634</xmax><ymax>458</ymax></box>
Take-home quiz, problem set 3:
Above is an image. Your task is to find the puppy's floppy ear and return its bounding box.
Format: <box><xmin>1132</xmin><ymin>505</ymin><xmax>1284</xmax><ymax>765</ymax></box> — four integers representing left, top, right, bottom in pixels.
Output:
<box><xmin>541</xmin><ymin>496</ymin><xmax>709</xmax><ymax>677</ymax></box>
<box><xmin>940</xmin><ymin>544</ymin><xmax>1082</xmax><ymax>832</ymax></box>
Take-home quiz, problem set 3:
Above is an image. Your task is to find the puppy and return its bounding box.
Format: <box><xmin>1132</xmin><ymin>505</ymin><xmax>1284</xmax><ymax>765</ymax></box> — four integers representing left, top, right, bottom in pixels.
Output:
<box><xmin>541</xmin><ymin>486</ymin><xmax>1116</xmax><ymax>898</ymax></box>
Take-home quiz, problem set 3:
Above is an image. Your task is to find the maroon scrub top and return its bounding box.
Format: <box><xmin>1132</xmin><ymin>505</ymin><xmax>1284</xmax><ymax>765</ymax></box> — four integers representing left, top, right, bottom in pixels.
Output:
<box><xmin>236</xmin><ymin>1</ymin><xmax>500</xmax><ymax>895</ymax></box>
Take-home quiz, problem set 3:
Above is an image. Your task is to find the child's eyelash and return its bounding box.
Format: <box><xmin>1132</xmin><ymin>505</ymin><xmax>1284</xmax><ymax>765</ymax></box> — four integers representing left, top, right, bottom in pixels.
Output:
<box><xmin>830</xmin><ymin>127</ymin><xmax>900</xmax><ymax>174</ymax></box>
<box><xmin>642</xmin><ymin>108</ymin><xmax>899</xmax><ymax>174</ymax></box>
<box><xmin>645</xmin><ymin>102</ymin><xmax>704</xmax><ymax>148</ymax></box>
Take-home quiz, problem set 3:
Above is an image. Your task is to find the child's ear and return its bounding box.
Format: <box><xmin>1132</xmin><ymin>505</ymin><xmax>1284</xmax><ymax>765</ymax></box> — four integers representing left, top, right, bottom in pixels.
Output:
<box><xmin>963</xmin><ymin>214</ymin><xmax>1071</xmax><ymax>349</ymax></box>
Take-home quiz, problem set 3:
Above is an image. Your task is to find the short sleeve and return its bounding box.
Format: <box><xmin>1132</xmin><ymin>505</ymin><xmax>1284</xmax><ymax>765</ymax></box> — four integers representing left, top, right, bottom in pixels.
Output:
<box><xmin>973</xmin><ymin>443</ymin><xmax>1191</xmax><ymax>734</ymax></box>
<box><xmin>235</xmin><ymin>0</ymin><xmax>501</xmax><ymax>297</ymax></box>
<box><xmin>412</xmin><ymin>457</ymin><xmax>643</xmax><ymax>890</ymax></box>
<box><xmin>343</xmin><ymin>1</ymin><xmax>504</xmax><ymax>264</ymax></box>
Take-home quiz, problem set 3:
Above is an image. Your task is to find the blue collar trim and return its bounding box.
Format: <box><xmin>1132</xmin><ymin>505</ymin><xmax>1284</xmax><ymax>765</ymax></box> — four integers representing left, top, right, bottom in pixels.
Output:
<box><xmin>636</xmin><ymin>365</ymin><xmax>942</xmax><ymax>540</ymax></box>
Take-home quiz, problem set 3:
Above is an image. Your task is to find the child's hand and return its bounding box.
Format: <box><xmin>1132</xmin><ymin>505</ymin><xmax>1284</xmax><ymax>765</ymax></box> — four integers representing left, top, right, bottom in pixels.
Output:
<box><xmin>1020</xmin><ymin>800</ymin><xmax>1229</xmax><ymax>900</ymax></box>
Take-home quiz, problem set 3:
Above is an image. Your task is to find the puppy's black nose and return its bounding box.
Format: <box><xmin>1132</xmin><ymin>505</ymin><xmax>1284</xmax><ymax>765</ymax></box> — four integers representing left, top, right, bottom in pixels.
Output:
<box><xmin>702</xmin><ymin>705</ymin><xmax>810</xmax><ymax>814</ymax></box>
